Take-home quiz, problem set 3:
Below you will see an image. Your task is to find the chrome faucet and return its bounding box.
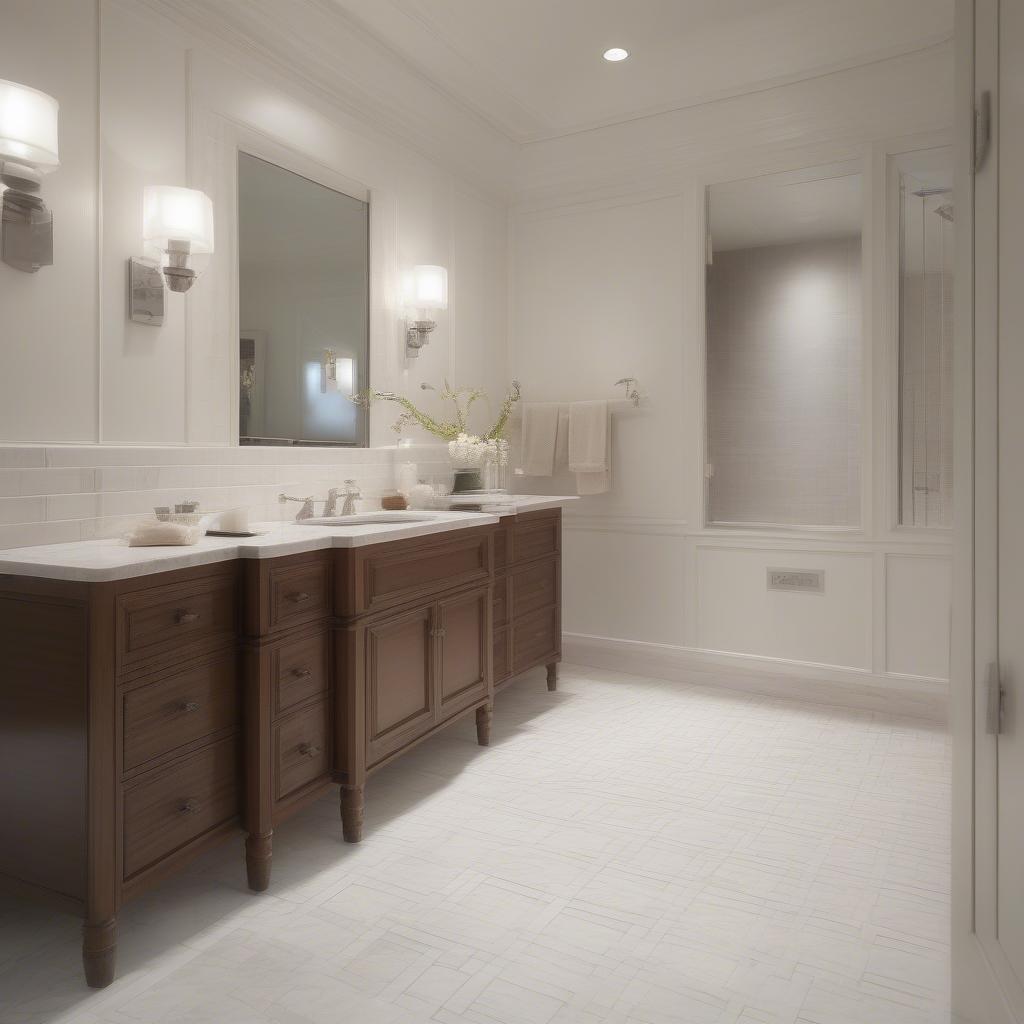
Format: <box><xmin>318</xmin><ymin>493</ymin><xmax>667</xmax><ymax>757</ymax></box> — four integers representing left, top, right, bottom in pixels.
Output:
<box><xmin>279</xmin><ymin>493</ymin><xmax>316</xmax><ymax>521</ymax></box>
<box><xmin>341</xmin><ymin>479</ymin><xmax>361</xmax><ymax>516</ymax></box>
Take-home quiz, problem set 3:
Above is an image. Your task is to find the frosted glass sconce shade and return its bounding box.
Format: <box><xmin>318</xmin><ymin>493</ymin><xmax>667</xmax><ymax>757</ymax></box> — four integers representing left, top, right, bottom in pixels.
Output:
<box><xmin>410</xmin><ymin>264</ymin><xmax>447</xmax><ymax>310</ymax></box>
<box><xmin>143</xmin><ymin>186</ymin><xmax>214</xmax><ymax>254</ymax></box>
<box><xmin>405</xmin><ymin>264</ymin><xmax>447</xmax><ymax>357</ymax></box>
<box><xmin>141</xmin><ymin>185</ymin><xmax>214</xmax><ymax>294</ymax></box>
<box><xmin>0</xmin><ymin>79</ymin><xmax>59</xmax><ymax>174</ymax></box>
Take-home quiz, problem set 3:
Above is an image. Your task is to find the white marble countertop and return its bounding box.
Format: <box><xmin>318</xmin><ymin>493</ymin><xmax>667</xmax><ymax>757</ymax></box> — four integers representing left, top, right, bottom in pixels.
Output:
<box><xmin>0</xmin><ymin>495</ymin><xmax>577</xmax><ymax>583</ymax></box>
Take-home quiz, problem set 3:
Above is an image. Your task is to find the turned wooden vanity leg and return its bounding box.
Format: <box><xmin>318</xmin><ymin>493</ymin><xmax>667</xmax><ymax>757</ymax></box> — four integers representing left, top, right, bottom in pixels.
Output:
<box><xmin>546</xmin><ymin>662</ymin><xmax>558</xmax><ymax>691</ymax></box>
<box><xmin>246</xmin><ymin>831</ymin><xmax>273</xmax><ymax>892</ymax></box>
<box><xmin>82</xmin><ymin>916</ymin><xmax>117</xmax><ymax>989</ymax></box>
<box><xmin>475</xmin><ymin>702</ymin><xmax>493</xmax><ymax>746</ymax></box>
<box><xmin>340</xmin><ymin>784</ymin><xmax>364</xmax><ymax>843</ymax></box>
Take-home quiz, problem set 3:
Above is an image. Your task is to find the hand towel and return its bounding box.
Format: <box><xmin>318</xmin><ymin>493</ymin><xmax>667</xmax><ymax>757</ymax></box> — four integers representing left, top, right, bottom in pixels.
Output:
<box><xmin>569</xmin><ymin>400</ymin><xmax>611</xmax><ymax>495</ymax></box>
<box><xmin>521</xmin><ymin>402</ymin><xmax>562</xmax><ymax>476</ymax></box>
<box><xmin>127</xmin><ymin>521</ymin><xmax>202</xmax><ymax>546</ymax></box>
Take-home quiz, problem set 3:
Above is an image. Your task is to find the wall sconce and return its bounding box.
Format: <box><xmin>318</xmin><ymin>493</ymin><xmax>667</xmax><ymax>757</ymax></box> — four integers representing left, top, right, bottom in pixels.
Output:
<box><xmin>320</xmin><ymin>349</ymin><xmax>354</xmax><ymax>395</ymax></box>
<box><xmin>0</xmin><ymin>78</ymin><xmax>60</xmax><ymax>273</ymax></box>
<box><xmin>129</xmin><ymin>186</ymin><xmax>214</xmax><ymax>325</ymax></box>
<box><xmin>404</xmin><ymin>264</ymin><xmax>447</xmax><ymax>357</ymax></box>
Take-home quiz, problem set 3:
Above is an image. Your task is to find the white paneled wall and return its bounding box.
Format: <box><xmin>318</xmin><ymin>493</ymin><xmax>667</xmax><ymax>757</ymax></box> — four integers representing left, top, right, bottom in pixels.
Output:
<box><xmin>511</xmin><ymin>51</ymin><xmax>955</xmax><ymax>706</ymax></box>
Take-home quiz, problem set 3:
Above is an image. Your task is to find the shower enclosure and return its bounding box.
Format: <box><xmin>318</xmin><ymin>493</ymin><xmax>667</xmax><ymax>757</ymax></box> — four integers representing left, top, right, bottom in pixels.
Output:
<box><xmin>898</xmin><ymin>154</ymin><xmax>954</xmax><ymax>529</ymax></box>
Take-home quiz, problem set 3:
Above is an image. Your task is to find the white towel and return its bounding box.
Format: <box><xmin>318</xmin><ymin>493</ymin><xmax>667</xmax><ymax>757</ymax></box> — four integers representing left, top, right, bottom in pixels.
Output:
<box><xmin>521</xmin><ymin>402</ymin><xmax>562</xmax><ymax>476</ymax></box>
<box><xmin>127</xmin><ymin>521</ymin><xmax>202</xmax><ymax>546</ymax></box>
<box><xmin>569</xmin><ymin>400</ymin><xmax>610</xmax><ymax>495</ymax></box>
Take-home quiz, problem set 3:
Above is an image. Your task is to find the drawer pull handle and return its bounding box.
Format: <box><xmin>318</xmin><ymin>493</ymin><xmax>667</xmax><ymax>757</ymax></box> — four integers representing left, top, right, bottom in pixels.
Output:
<box><xmin>299</xmin><ymin>743</ymin><xmax>321</xmax><ymax>758</ymax></box>
<box><xmin>179</xmin><ymin>700</ymin><xmax>200</xmax><ymax>713</ymax></box>
<box><xmin>288</xmin><ymin>591</ymin><xmax>312</xmax><ymax>603</ymax></box>
<box><xmin>292</xmin><ymin>667</ymin><xmax>313</xmax><ymax>679</ymax></box>
<box><xmin>175</xmin><ymin>610</ymin><xmax>200</xmax><ymax>625</ymax></box>
<box><xmin>179</xmin><ymin>799</ymin><xmax>201</xmax><ymax>815</ymax></box>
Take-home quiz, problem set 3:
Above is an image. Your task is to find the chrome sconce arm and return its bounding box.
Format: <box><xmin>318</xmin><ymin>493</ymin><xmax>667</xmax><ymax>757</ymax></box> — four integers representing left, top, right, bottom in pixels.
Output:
<box><xmin>406</xmin><ymin>318</ymin><xmax>437</xmax><ymax>357</ymax></box>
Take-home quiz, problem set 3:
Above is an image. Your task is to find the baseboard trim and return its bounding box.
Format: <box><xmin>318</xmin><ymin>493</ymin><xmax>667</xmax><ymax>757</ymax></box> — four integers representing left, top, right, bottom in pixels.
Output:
<box><xmin>562</xmin><ymin>632</ymin><xmax>948</xmax><ymax>723</ymax></box>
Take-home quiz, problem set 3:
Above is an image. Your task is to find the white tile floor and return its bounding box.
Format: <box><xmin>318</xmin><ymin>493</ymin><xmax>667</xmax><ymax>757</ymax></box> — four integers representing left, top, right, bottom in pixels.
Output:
<box><xmin>0</xmin><ymin>664</ymin><xmax>952</xmax><ymax>1024</ymax></box>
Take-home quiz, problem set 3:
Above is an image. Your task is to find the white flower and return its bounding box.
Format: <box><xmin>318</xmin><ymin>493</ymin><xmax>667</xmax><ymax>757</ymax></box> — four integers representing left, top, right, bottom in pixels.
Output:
<box><xmin>448</xmin><ymin>432</ymin><xmax>509</xmax><ymax>469</ymax></box>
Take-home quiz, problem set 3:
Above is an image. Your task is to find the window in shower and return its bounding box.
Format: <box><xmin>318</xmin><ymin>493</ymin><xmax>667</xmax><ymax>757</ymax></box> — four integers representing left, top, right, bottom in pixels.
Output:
<box><xmin>897</xmin><ymin>150</ymin><xmax>954</xmax><ymax>528</ymax></box>
<box><xmin>705</xmin><ymin>162</ymin><xmax>863</xmax><ymax>528</ymax></box>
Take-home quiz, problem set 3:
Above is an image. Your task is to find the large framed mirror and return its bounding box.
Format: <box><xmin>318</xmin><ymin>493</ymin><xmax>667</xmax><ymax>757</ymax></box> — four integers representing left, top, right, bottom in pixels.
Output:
<box><xmin>237</xmin><ymin>152</ymin><xmax>369</xmax><ymax>446</ymax></box>
<box><xmin>704</xmin><ymin>160</ymin><xmax>864</xmax><ymax>529</ymax></box>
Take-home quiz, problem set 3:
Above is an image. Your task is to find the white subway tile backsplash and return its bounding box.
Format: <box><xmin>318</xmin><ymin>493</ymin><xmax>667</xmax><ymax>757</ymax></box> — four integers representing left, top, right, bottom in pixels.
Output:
<box><xmin>0</xmin><ymin>496</ymin><xmax>46</xmax><ymax>525</ymax></box>
<box><xmin>0</xmin><ymin>444</ymin><xmax>406</xmax><ymax>549</ymax></box>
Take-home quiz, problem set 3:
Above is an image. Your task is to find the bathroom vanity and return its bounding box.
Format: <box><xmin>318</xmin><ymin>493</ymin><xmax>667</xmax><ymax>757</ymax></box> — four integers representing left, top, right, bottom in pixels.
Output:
<box><xmin>0</xmin><ymin>501</ymin><xmax>567</xmax><ymax>988</ymax></box>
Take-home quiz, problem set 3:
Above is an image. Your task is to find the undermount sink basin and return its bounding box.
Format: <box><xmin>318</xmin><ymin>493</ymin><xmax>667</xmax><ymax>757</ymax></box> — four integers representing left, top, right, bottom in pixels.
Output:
<box><xmin>299</xmin><ymin>512</ymin><xmax>437</xmax><ymax>527</ymax></box>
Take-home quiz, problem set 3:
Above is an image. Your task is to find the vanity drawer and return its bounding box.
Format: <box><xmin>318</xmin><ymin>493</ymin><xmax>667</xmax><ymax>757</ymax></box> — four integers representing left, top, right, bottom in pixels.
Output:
<box><xmin>116</xmin><ymin>571</ymin><xmax>237</xmax><ymax>673</ymax></box>
<box><xmin>512</xmin><ymin>513</ymin><xmax>560</xmax><ymax>566</ymax></box>
<box><xmin>273</xmin><ymin>630</ymin><xmax>330</xmax><ymax>717</ymax></box>
<box><xmin>268</xmin><ymin>559</ymin><xmax>330</xmax><ymax>631</ymax></box>
<box><xmin>511</xmin><ymin>558</ymin><xmax>557</xmax><ymax>620</ymax></box>
<box><xmin>275</xmin><ymin>700</ymin><xmax>330</xmax><ymax>803</ymax></box>
<box><xmin>512</xmin><ymin>607</ymin><xmax>559</xmax><ymax>674</ymax></box>
<box><xmin>122</xmin><ymin>653</ymin><xmax>239</xmax><ymax>771</ymax></box>
<box><xmin>122</xmin><ymin>737</ymin><xmax>239</xmax><ymax>880</ymax></box>
<box><xmin>348</xmin><ymin>529</ymin><xmax>492</xmax><ymax>616</ymax></box>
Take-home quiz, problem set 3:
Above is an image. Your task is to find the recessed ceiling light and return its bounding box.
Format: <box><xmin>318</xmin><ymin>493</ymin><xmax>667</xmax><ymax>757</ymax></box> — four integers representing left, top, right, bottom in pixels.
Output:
<box><xmin>603</xmin><ymin>47</ymin><xmax>629</xmax><ymax>62</ymax></box>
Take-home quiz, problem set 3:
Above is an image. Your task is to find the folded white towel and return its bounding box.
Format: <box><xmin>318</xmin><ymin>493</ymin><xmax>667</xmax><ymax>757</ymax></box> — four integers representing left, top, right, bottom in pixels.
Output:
<box><xmin>569</xmin><ymin>400</ymin><xmax>610</xmax><ymax>495</ymax></box>
<box><xmin>127</xmin><ymin>521</ymin><xmax>203</xmax><ymax>547</ymax></box>
<box><xmin>521</xmin><ymin>402</ymin><xmax>562</xmax><ymax>476</ymax></box>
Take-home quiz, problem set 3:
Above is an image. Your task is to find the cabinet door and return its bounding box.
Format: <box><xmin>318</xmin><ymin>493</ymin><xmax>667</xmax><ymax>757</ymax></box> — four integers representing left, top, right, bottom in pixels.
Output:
<box><xmin>364</xmin><ymin>604</ymin><xmax>434</xmax><ymax>767</ymax></box>
<box><xmin>437</xmin><ymin>587</ymin><xmax>490</xmax><ymax>719</ymax></box>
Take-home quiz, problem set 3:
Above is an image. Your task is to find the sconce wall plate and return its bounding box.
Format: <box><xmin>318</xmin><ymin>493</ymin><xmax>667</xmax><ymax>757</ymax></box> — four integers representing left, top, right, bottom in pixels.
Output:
<box><xmin>128</xmin><ymin>257</ymin><xmax>165</xmax><ymax>325</ymax></box>
<box><xmin>405</xmin><ymin>319</ymin><xmax>437</xmax><ymax>357</ymax></box>
<box><xmin>0</xmin><ymin>79</ymin><xmax>60</xmax><ymax>274</ymax></box>
<box><xmin>2</xmin><ymin>187</ymin><xmax>53</xmax><ymax>273</ymax></box>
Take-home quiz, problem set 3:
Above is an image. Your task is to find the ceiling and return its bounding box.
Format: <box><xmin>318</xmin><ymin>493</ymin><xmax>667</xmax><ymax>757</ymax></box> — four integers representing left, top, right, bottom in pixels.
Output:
<box><xmin>327</xmin><ymin>0</ymin><xmax>953</xmax><ymax>142</ymax></box>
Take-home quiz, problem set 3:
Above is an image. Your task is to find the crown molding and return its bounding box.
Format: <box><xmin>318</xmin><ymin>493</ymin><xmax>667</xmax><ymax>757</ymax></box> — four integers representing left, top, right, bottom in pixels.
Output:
<box><xmin>134</xmin><ymin>0</ymin><xmax>517</xmax><ymax>197</ymax></box>
<box><xmin>512</xmin><ymin>43</ymin><xmax>954</xmax><ymax>210</ymax></box>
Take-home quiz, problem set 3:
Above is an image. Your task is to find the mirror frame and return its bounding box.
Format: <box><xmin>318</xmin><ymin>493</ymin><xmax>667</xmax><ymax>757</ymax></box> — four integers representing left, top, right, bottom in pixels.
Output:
<box><xmin>232</xmin><ymin>136</ymin><xmax>372</xmax><ymax>448</ymax></box>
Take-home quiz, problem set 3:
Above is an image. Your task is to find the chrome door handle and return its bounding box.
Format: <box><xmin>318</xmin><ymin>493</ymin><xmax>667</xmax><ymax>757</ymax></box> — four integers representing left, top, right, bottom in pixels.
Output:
<box><xmin>288</xmin><ymin>591</ymin><xmax>312</xmax><ymax>603</ymax></box>
<box><xmin>179</xmin><ymin>799</ymin><xmax>201</xmax><ymax>815</ymax></box>
<box><xmin>299</xmin><ymin>743</ymin><xmax>321</xmax><ymax>758</ymax></box>
<box><xmin>292</xmin><ymin>667</ymin><xmax>312</xmax><ymax>679</ymax></box>
<box><xmin>986</xmin><ymin>662</ymin><xmax>1005</xmax><ymax>735</ymax></box>
<box><xmin>179</xmin><ymin>700</ymin><xmax>200</xmax><ymax>713</ymax></box>
<box><xmin>175</xmin><ymin>609</ymin><xmax>200</xmax><ymax>624</ymax></box>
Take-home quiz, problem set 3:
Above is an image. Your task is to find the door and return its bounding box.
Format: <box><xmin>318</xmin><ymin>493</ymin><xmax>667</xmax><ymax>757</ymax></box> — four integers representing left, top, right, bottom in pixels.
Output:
<box><xmin>364</xmin><ymin>604</ymin><xmax>433</xmax><ymax>767</ymax></box>
<box><xmin>997</xmin><ymin>0</ymin><xmax>1024</xmax><ymax>1000</ymax></box>
<box><xmin>437</xmin><ymin>586</ymin><xmax>490</xmax><ymax>718</ymax></box>
<box><xmin>974</xmin><ymin>0</ymin><xmax>1024</xmax><ymax>1015</ymax></box>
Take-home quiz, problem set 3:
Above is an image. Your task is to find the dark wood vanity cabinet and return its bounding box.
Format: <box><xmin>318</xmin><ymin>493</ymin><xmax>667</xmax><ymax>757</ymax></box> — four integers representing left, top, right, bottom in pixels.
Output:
<box><xmin>0</xmin><ymin>508</ymin><xmax>562</xmax><ymax>988</ymax></box>
<box><xmin>493</xmin><ymin>508</ymin><xmax>562</xmax><ymax>691</ymax></box>
<box><xmin>0</xmin><ymin>563</ymin><xmax>244</xmax><ymax>990</ymax></box>
<box><xmin>331</xmin><ymin>527</ymin><xmax>495</xmax><ymax>842</ymax></box>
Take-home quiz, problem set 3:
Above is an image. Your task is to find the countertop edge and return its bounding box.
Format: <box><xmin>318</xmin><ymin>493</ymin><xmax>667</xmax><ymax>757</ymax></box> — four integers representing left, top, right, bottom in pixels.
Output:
<box><xmin>0</xmin><ymin>496</ymin><xmax>578</xmax><ymax>583</ymax></box>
